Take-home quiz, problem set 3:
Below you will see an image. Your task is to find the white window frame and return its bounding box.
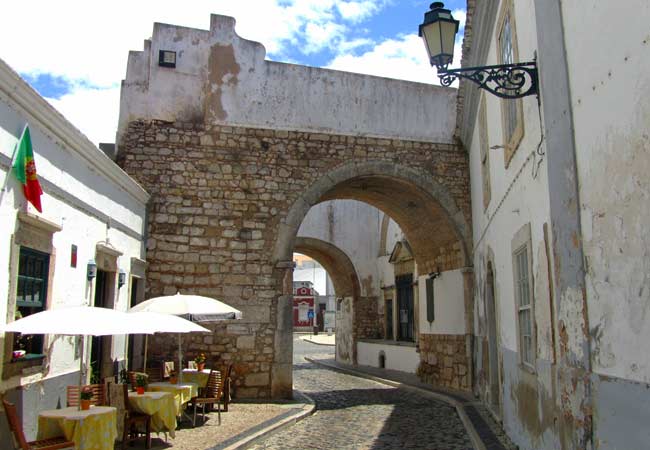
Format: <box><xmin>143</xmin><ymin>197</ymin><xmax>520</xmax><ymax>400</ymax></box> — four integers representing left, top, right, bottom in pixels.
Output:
<box><xmin>512</xmin><ymin>223</ymin><xmax>535</xmax><ymax>370</ymax></box>
<box><xmin>496</xmin><ymin>0</ymin><xmax>524</xmax><ymax>167</ymax></box>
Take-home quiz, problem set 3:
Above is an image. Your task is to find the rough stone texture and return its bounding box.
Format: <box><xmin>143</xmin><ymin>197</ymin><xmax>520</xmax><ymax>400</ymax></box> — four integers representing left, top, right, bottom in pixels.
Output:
<box><xmin>355</xmin><ymin>296</ymin><xmax>383</xmax><ymax>340</ymax></box>
<box><xmin>118</xmin><ymin>120</ymin><xmax>471</xmax><ymax>398</ymax></box>
<box><xmin>417</xmin><ymin>333</ymin><xmax>471</xmax><ymax>391</ymax></box>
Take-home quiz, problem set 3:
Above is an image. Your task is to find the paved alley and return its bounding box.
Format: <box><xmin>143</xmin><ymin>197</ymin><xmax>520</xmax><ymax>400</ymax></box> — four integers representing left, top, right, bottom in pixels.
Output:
<box><xmin>247</xmin><ymin>337</ymin><xmax>473</xmax><ymax>450</ymax></box>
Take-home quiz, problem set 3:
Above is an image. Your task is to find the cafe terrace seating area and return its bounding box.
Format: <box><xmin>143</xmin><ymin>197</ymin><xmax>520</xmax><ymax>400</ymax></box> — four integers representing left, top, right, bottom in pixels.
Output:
<box><xmin>3</xmin><ymin>361</ymin><xmax>232</xmax><ymax>450</ymax></box>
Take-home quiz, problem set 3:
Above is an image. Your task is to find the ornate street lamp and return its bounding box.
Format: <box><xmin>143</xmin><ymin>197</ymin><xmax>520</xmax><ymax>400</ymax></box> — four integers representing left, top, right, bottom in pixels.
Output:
<box><xmin>419</xmin><ymin>2</ymin><xmax>538</xmax><ymax>99</ymax></box>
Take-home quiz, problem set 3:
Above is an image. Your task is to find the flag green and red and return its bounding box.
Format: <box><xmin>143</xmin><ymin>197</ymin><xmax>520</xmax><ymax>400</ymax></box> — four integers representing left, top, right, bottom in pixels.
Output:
<box><xmin>12</xmin><ymin>126</ymin><xmax>43</xmax><ymax>212</ymax></box>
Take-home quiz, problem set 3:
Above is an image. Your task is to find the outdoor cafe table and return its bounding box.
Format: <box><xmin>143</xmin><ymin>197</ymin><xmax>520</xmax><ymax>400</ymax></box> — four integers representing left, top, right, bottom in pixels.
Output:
<box><xmin>181</xmin><ymin>368</ymin><xmax>212</xmax><ymax>387</ymax></box>
<box><xmin>37</xmin><ymin>405</ymin><xmax>117</xmax><ymax>450</ymax></box>
<box><xmin>147</xmin><ymin>381</ymin><xmax>199</xmax><ymax>416</ymax></box>
<box><xmin>128</xmin><ymin>391</ymin><xmax>177</xmax><ymax>438</ymax></box>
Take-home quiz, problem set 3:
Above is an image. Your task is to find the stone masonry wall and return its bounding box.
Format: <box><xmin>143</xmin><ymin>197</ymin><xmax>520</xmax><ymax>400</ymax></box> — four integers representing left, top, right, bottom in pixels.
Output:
<box><xmin>417</xmin><ymin>333</ymin><xmax>470</xmax><ymax>391</ymax></box>
<box><xmin>355</xmin><ymin>296</ymin><xmax>383</xmax><ymax>340</ymax></box>
<box><xmin>118</xmin><ymin>119</ymin><xmax>470</xmax><ymax>398</ymax></box>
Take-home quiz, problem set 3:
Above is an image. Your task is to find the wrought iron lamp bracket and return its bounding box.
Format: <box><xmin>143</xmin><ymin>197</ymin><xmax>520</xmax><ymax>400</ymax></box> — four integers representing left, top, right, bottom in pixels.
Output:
<box><xmin>437</xmin><ymin>61</ymin><xmax>538</xmax><ymax>99</ymax></box>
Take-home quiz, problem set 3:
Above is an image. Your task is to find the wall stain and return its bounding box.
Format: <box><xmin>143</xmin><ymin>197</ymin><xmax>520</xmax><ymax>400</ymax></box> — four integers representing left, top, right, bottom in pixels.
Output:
<box><xmin>206</xmin><ymin>44</ymin><xmax>241</xmax><ymax>122</ymax></box>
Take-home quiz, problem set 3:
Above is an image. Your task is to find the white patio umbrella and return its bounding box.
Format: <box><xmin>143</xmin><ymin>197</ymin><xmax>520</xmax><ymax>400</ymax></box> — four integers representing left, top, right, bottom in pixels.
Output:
<box><xmin>1</xmin><ymin>306</ymin><xmax>158</xmax><ymax>408</ymax></box>
<box><xmin>129</xmin><ymin>293</ymin><xmax>242</xmax><ymax>382</ymax></box>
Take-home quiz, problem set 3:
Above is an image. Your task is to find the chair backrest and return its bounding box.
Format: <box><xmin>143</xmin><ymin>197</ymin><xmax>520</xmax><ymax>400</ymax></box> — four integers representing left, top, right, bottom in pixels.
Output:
<box><xmin>204</xmin><ymin>370</ymin><xmax>223</xmax><ymax>399</ymax></box>
<box><xmin>67</xmin><ymin>384</ymin><xmax>106</xmax><ymax>407</ymax></box>
<box><xmin>2</xmin><ymin>399</ymin><xmax>30</xmax><ymax>450</ymax></box>
<box><xmin>145</xmin><ymin>367</ymin><xmax>162</xmax><ymax>383</ymax></box>
<box><xmin>187</xmin><ymin>360</ymin><xmax>197</xmax><ymax>370</ymax></box>
<box><xmin>127</xmin><ymin>371</ymin><xmax>148</xmax><ymax>390</ymax></box>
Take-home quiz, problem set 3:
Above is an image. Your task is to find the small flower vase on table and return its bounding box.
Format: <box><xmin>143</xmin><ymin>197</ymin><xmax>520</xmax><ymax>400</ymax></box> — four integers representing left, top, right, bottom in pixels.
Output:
<box><xmin>197</xmin><ymin>362</ymin><xmax>205</xmax><ymax>371</ymax></box>
<box><xmin>195</xmin><ymin>353</ymin><xmax>207</xmax><ymax>371</ymax></box>
<box><xmin>135</xmin><ymin>375</ymin><xmax>147</xmax><ymax>395</ymax></box>
<box><xmin>80</xmin><ymin>386</ymin><xmax>93</xmax><ymax>410</ymax></box>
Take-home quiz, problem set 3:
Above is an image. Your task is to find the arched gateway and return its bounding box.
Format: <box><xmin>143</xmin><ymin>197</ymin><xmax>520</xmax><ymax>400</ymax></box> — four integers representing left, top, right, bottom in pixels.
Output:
<box><xmin>117</xmin><ymin>14</ymin><xmax>471</xmax><ymax>398</ymax></box>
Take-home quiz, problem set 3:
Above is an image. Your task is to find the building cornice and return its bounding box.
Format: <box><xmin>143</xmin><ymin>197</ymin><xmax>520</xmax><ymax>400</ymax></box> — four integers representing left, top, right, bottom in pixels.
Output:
<box><xmin>0</xmin><ymin>58</ymin><xmax>150</xmax><ymax>205</ymax></box>
<box><xmin>456</xmin><ymin>0</ymin><xmax>499</xmax><ymax>148</ymax></box>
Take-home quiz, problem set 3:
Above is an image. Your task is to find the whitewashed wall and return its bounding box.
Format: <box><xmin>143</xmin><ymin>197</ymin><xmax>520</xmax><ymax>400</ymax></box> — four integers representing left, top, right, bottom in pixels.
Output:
<box><xmin>357</xmin><ymin>341</ymin><xmax>419</xmax><ymax>373</ymax></box>
<box><xmin>0</xmin><ymin>59</ymin><xmax>148</xmax><ymax>399</ymax></box>
<box><xmin>418</xmin><ymin>270</ymin><xmax>466</xmax><ymax>335</ymax></box>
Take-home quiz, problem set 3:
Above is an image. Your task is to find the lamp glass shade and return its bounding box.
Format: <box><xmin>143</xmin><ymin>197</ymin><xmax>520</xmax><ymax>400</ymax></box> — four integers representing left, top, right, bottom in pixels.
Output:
<box><xmin>419</xmin><ymin>3</ymin><xmax>460</xmax><ymax>69</ymax></box>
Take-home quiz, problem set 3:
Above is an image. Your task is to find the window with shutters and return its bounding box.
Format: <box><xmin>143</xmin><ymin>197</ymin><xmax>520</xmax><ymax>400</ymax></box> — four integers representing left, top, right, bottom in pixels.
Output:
<box><xmin>497</xmin><ymin>0</ymin><xmax>524</xmax><ymax>166</ymax></box>
<box><xmin>13</xmin><ymin>248</ymin><xmax>49</xmax><ymax>358</ymax></box>
<box><xmin>512</xmin><ymin>224</ymin><xmax>535</xmax><ymax>370</ymax></box>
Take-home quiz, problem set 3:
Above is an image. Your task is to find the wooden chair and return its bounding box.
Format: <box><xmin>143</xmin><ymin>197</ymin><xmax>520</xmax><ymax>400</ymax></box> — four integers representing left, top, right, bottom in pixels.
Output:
<box><xmin>188</xmin><ymin>369</ymin><xmax>223</xmax><ymax>427</ymax></box>
<box><xmin>107</xmin><ymin>383</ymin><xmax>152</xmax><ymax>450</ymax></box>
<box><xmin>220</xmin><ymin>365</ymin><xmax>233</xmax><ymax>412</ymax></box>
<box><xmin>145</xmin><ymin>367</ymin><xmax>162</xmax><ymax>383</ymax></box>
<box><xmin>2</xmin><ymin>399</ymin><xmax>75</xmax><ymax>450</ymax></box>
<box><xmin>66</xmin><ymin>384</ymin><xmax>106</xmax><ymax>407</ymax></box>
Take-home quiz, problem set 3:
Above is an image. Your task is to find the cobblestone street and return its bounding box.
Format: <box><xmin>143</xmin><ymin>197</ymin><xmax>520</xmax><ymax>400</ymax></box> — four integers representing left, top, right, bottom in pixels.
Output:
<box><xmin>248</xmin><ymin>336</ymin><xmax>473</xmax><ymax>450</ymax></box>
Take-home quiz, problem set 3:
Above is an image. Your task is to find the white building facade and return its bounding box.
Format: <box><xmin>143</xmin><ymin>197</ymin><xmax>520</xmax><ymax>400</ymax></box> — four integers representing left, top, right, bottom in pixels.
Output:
<box><xmin>0</xmin><ymin>59</ymin><xmax>149</xmax><ymax>441</ymax></box>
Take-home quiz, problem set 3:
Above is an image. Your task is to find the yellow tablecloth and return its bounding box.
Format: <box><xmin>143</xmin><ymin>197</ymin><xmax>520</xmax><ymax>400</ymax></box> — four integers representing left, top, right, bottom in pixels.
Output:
<box><xmin>147</xmin><ymin>382</ymin><xmax>198</xmax><ymax>416</ymax></box>
<box><xmin>128</xmin><ymin>391</ymin><xmax>177</xmax><ymax>438</ymax></box>
<box><xmin>38</xmin><ymin>406</ymin><xmax>117</xmax><ymax>450</ymax></box>
<box><xmin>181</xmin><ymin>368</ymin><xmax>213</xmax><ymax>387</ymax></box>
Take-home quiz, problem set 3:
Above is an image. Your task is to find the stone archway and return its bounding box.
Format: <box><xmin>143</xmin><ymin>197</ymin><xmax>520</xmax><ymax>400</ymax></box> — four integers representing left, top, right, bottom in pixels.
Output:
<box><xmin>294</xmin><ymin>237</ymin><xmax>361</xmax><ymax>364</ymax></box>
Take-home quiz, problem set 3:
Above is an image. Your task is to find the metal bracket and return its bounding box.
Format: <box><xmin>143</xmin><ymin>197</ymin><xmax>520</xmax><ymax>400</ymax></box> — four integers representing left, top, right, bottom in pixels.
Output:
<box><xmin>438</xmin><ymin>60</ymin><xmax>538</xmax><ymax>99</ymax></box>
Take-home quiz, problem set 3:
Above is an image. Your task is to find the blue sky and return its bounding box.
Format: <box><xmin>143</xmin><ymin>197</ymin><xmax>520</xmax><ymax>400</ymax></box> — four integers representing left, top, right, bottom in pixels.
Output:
<box><xmin>1</xmin><ymin>0</ymin><xmax>466</xmax><ymax>145</ymax></box>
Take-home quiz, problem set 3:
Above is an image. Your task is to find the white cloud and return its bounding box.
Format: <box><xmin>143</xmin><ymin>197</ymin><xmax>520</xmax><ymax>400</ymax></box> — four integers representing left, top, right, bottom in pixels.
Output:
<box><xmin>337</xmin><ymin>1</ymin><xmax>381</xmax><ymax>23</ymax></box>
<box><xmin>46</xmin><ymin>86</ymin><xmax>121</xmax><ymax>146</ymax></box>
<box><xmin>327</xmin><ymin>34</ymin><xmax>437</xmax><ymax>84</ymax></box>
<box><xmin>303</xmin><ymin>22</ymin><xmax>347</xmax><ymax>54</ymax></box>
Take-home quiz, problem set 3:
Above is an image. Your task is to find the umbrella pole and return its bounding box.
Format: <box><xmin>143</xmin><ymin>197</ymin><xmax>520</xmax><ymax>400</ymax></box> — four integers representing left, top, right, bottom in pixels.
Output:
<box><xmin>78</xmin><ymin>336</ymin><xmax>84</xmax><ymax>411</ymax></box>
<box><xmin>178</xmin><ymin>333</ymin><xmax>182</xmax><ymax>384</ymax></box>
<box><xmin>143</xmin><ymin>334</ymin><xmax>148</xmax><ymax>372</ymax></box>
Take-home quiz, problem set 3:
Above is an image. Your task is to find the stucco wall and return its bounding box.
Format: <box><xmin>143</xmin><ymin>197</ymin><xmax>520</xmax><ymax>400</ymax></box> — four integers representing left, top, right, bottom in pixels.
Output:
<box><xmin>418</xmin><ymin>269</ymin><xmax>466</xmax><ymax>335</ymax></box>
<box><xmin>118</xmin><ymin>14</ymin><xmax>457</xmax><ymax>146</ymax></box>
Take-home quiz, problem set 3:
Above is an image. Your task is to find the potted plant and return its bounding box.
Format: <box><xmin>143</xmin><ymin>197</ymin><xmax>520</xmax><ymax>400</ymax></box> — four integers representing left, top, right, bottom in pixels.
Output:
<box><xmin>80</xmin><ymin>386</ymin><xmax>93</xmax><ymax>410</ymax></box>
<box><xmin>135</xmin><ymin>374</ymin><xmax>147</xmax><ymax>395</ymax></box>
<box><xmin>194</xmin><ymin>353</ymin><xmax>207</xmax><ymax>371</ymax></box>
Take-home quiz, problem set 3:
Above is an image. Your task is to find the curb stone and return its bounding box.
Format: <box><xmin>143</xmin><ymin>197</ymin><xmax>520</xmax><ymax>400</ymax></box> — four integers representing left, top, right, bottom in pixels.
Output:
<box><xmin>209</xmin><ymin>391</ymin><xmax>316</xmax><ymax>450</ymax></box>
<box><xmin>305</xmin><ymin>357</ymin><xmax>487</xmax><ymax>450</ymax></box>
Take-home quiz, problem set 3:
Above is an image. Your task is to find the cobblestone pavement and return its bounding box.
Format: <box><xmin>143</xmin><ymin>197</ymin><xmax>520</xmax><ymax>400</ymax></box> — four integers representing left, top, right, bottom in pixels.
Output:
<box><xmin>248</xmin><ymin>338</ymin><xmax>473</xmax><ymax>450</ymax></box>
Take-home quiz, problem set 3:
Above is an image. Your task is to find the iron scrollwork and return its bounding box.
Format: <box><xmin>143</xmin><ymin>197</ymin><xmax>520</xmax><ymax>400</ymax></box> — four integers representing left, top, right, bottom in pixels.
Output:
<box><xmin>438</xmin><ymin>61</ymin><xmax>538</xmax><ymax>99</ymax></box>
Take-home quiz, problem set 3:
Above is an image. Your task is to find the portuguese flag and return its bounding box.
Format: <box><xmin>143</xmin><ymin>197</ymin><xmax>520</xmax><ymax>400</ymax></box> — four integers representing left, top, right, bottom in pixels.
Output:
<box><xmin>12</xmin><ymin>125</ymin><xmax>43</xmax><ymax>212</ymax></box>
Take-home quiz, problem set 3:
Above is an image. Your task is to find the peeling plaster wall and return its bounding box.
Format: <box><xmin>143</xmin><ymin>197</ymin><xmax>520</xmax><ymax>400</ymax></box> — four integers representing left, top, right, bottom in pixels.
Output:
<box><xmin>465</xmin><ymin>0</ymin><xmax>561</xmax><ymax>448</ymax></box>
<box><xmin>118</xmin><ymin>15</ymin><xmax>457</xmax><ymax>147</ymax></box>
<box><xmin>561</xmin><ymin>2</ymin><xmax>650</xmax><ymax>448</ymax></box>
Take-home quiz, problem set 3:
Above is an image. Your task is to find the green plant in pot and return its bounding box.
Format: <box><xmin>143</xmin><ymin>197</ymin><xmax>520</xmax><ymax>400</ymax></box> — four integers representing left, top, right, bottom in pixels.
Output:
<box><xmin>80</xmin><ymin>385</ymin><xmax>93</xmax><ymax>410</ymax></box>
<box><xmin>135</xmin><ymin>374</ymin><xmax>147</xmax><ymax>395</ymax></box>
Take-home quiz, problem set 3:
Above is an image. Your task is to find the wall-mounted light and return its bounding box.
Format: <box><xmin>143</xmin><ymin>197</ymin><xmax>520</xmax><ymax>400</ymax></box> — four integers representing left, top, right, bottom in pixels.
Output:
<box><xmin>419</xmin><ymin>2</ymin><xmax>538</xmax><ymax>99</ymax></box>
<box><xmin>118</xmin><ymin>269</ymin><xmax>126</xmax><ymax>289</ymax></box>
<box><xmin>87</xmin><ymin>259</ymin><xmax>97</xmax><ymax>281</ymax></box>
<box><xmin>158</xmin><ymin>50</ymin><xmax>176</xmax><ymax>68</ymax></box>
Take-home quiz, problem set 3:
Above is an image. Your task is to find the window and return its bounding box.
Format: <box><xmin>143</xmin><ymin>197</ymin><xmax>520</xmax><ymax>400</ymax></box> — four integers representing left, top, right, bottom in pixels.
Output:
<box><xmin>13</xmin><ymin>248</ymin><xmax>49</xmax><ymax>358</ymax></box>
<box><xmin>497</xmin><ymin>0</ymin><xmax>524</xmax><ymax>166</ymax></box>
<box><xmin>479</xmin><ymin>94</ymin><xmax>491</xmax><ymax>209</ymax></box>
<box><xmin>512</xmin><ymin>224</ymin><xmax>535</xmax><ymax>369</ymax></box>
